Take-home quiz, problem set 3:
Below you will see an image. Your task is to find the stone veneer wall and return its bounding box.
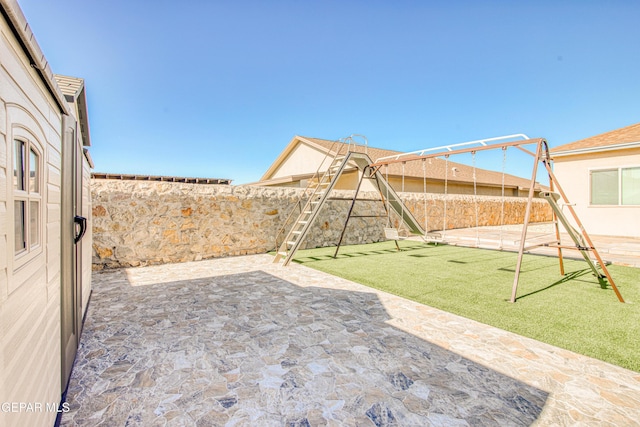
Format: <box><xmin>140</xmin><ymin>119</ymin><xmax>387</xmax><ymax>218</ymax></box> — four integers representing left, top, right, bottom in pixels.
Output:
<box><xmin>91</xmin><ymin>180</ymin><xmax>552</xmax><ymax>269</ymax></box>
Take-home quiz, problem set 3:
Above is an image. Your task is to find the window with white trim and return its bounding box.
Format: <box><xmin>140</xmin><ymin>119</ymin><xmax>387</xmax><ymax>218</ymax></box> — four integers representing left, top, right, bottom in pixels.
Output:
<box><xmin>13</xmin><ymin>139</ymin><xmax>41</xmax><ymax>255</ymax></box>
<box><xmin>590</xmin><ymin>166</ymin><xmax>640</xmax><ymax>206</ymax></box>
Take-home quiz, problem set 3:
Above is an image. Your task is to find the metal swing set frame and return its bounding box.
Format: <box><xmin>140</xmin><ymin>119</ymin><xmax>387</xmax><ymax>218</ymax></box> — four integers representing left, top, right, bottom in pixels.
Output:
<box><xmin>274</xmin><ymin>134</ymin><xmax>624</xmax><ymax>303</ymax></box>
<box><xmin>368</xmin><ymin>135</ymin><xmax>625</xmax><ymax>303</ymax></box>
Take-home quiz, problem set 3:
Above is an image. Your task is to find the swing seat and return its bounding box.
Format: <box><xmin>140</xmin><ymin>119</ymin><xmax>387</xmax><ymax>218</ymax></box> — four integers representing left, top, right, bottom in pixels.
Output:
<box><xmin>384</xmin><ymin>227</ymin><xmax>404</xmax><ymax>240</ymax></box>
<box><xmin>422</xmin><ymin>232</ymin><xmax>445</xmax><ymax>244</ymax></box>
<box><xmin>423</xmin><ymin>232</ymin><xmax>443</xmax><ymax>240</ymax></box>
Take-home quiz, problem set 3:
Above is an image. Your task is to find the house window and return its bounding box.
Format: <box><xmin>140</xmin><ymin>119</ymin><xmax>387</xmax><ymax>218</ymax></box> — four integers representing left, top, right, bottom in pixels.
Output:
<box><xmin>13</xmin><ymin>139</ymin><xmax>41</xmax><ymax>254</ymax></box>
<box><xmin>590</xmin><ymin>167</ymin><xmax>640</xmax><ymax>206</ymax></box>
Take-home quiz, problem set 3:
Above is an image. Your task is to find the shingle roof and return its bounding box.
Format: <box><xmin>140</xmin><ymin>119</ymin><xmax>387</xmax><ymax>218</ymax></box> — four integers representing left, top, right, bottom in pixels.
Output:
<box><xmin>551</xmin><ymin>122</ymin><xmax>640</xmax><ymax>155</ymax></box>
<box><xmin>301</xmin><ymin>136</ymin><xmax>535</xmax><ymax>189</ymax></box>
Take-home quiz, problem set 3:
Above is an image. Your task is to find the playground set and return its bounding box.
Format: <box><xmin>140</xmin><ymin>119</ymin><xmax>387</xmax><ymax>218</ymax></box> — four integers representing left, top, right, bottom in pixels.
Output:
<box><xmin>273</xmin><ymin>134</ymin><xmax>625</xmax><ymax>303</ymax></box>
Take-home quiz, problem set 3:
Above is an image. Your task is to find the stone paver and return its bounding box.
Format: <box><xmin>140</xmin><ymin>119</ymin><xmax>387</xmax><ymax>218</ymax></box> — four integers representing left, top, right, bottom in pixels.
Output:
<box><xmin>62</xmin><ymin>255</ymin><xmax>640</xmax><ymax>426</ymax></box>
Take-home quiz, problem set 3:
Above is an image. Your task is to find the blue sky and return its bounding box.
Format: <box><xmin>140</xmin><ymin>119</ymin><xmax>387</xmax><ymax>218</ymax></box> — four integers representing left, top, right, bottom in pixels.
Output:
<box><xmin>18</xmin><ymin>0</ymin><xmax>640</xmax><ymax>184</ymax></box>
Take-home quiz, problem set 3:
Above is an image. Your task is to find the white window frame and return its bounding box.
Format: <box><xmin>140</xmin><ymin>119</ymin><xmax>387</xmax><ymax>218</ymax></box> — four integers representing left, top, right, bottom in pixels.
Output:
<box><xmin>589</xmin><ymin>165</ymin><xmax>640</xmax><ymax>207</ymax></box>
<box><xmin>11</xmin><ymin>134</ymin><xmax>43</xmax><ymax>269</ymax></box>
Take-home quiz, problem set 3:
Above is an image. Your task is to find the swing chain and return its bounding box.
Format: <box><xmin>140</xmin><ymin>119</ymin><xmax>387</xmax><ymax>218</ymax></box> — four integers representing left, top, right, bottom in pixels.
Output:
<box><xmin>422</xmin><ymin>158</ymin><xmax>428</xmax><ymax>232</ymax></box>
<box><xmin>385</xmin><ymin>164</ymin><xmax>391</xmax><ymax>228</ymax></box>
<box><xmin>443</xmin><ymin>154</ymin><xmax>449</xmax><ymax>237</ymax></box>
<box><xmin>499</xmin><ymin>146</ymin><xmax>507</xmax><ymax>248</ymax></box>
<box><xmin>471</xmin><ymin>151</ymin><xmax>479</xmax><ymax>245</ymax></box>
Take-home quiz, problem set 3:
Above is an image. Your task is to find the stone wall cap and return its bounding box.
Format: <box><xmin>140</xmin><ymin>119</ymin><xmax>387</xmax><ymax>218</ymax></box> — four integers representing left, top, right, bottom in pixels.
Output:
<box><xmin>92</xmin><ymin>172</ymin><xmax>232</xmax><ymax>185</ymax></box>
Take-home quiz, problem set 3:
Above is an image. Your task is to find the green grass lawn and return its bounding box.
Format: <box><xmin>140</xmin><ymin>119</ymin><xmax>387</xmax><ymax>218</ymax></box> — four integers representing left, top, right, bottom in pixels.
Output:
<box><xmin>291</xmin><ymin>241</ymin><xmax>640</xmax><ymax>372</ymax></box>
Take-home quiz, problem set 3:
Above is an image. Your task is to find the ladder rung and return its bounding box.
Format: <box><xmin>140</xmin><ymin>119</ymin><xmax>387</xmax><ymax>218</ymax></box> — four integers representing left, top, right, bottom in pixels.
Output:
<box><xmin>276</xmin><ymin>154</ymin><xmax>345</xmax><ymax>264</ymax></box>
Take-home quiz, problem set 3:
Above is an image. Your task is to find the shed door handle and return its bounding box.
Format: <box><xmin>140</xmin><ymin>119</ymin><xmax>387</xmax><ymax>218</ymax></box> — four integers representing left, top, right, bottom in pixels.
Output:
<box><xmin>74</xmin><ymin>215</ymin><xmax>87</xmax><ymax>244</ymax></box>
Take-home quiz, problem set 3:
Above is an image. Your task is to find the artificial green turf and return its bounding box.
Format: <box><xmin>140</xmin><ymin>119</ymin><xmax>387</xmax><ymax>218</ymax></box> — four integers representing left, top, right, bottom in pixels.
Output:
<box><xmin>292</xmin><ymin>241</ymin><xmax>640</xmax><ymax>372</ymax></box>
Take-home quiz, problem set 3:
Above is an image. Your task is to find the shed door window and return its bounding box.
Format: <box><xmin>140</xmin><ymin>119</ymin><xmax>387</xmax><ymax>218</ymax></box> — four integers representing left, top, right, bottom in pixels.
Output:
<box><xmin>13</xmin><ymin>140</ymin><xmax>41</xmax><ymax>254</ymax></box>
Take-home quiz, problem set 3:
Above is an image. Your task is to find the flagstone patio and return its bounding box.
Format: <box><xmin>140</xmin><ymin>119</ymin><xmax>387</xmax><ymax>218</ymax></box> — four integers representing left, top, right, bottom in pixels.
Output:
<box><xmin>61</xmin><ymin>254</ymin><xmax>640</xmax><ymax>426</ymax></box>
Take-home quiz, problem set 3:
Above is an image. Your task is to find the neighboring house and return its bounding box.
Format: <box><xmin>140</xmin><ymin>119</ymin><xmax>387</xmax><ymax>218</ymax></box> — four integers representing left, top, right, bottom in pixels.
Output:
<box><xmin>257</xmin><ymin>135</ymin><xmax>539</xmax><ymax>197</ymax></box>
<box><xmin>1</xmin><ymin>2</ymin><xmax>93</xmax><ymax>427</ymax></box>
<box><xmin>551</xmin><ymin>123</ymin><xmax>640</xmax><ymax>238</ymax></box>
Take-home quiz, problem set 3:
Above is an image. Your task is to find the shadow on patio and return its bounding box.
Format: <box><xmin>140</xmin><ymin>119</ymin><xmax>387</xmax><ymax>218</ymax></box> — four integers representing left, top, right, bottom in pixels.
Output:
<box><xmin>61</xmin><ymin>265</ymin><xmax>547</xmax><ymax>426</ymax></box>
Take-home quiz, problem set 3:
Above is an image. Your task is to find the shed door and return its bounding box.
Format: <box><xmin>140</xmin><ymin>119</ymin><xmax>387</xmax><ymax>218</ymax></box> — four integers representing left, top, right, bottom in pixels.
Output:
<box><xmin>61</xmin><ymin>114</ymin><xmax>85</xmax><ymax>391</ymax></box>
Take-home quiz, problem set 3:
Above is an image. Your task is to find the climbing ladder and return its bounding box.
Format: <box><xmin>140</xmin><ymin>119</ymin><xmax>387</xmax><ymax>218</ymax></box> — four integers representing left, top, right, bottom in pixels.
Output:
<box><xmin>540</xmin><ymin>191</ymin><xmax>604</xmax><ymax>278</ymax></box>
<box><xmin>274</xmin><ymin>149</ymin><xmax>424</xmax><ymax>266</ymax></box>
<box><xmin>273</xmin><ymin>151</ymin><xmax>351</xmax><ymax>265</ymax></box>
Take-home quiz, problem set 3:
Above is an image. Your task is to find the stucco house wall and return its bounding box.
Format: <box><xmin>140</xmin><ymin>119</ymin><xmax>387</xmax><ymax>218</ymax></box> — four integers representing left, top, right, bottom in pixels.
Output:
<box><xmin>553</xmin><ymin>147</ymin><xmax>640</xmax><ymax>237</ymax></box>
<box><xmin>269</xmin><ymin>141</ymin><xmax>329</xmax><ymax>180</ymax></box>
<box><xmin>551</xmin><ymin>122</ymin><xmax>640</xmax><ymax>238</ymax></box>
<box><xmin>264</xmin><ymin>139</ymin><xmax>381</xmax><ymax>192</ymax></box>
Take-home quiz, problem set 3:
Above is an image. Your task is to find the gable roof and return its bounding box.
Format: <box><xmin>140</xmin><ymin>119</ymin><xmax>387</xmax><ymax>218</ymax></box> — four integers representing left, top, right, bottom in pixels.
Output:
<box><xmin>55</xmin><ymin>74</ymin><xmax>84</xmax><ymax>98</ymax></box>
<box><xmin>54</xmin><ymin>74</ymin><xmax>92</xmax><ymax>147</ymax></box>
<box><xmin>262</xmin><ymin>135</ymin><xmax>537</xmax><ymax>190</ymax></box>
<box><xmin>551</xmin><ymin>123</ymin><xmax>640</xmax><ymax>156</ymax></box>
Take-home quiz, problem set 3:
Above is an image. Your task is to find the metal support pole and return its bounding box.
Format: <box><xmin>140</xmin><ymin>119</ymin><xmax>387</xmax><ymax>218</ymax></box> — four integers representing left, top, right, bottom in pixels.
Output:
<box><xmin>375</xmin><ymin>167</ymin><xmax>401</xmax><ymax>251</ymax></box>
<box><xmin>511</xmin><ymin>139</ymin><xmax>543</xmax><ymax>303</ymax></box>
<box><xmin>546</xmin><ymin>160</ymin><xmax>565</xmax><ymax>276</ymax></box>
<box><xmin>333</xmin><ymin>166</ymin><xmax>369</xmax><ymax>258</ymax></box>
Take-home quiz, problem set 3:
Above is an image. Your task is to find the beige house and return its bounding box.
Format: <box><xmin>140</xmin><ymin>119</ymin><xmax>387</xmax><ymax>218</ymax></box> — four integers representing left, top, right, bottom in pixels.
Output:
<box><xmin>551</xmin><ymin>123</ymin><xmax>640</xmax><ymax>238</ymax></box>
<box><xmin>258</xmin><ymin>135</ymin><xmax>539</xmax><ymax>197</ymax></box>
<box><xmin>1</xmin><ymin>1</ymin><xmax>93</xmax><ymax>426</ymax></box>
